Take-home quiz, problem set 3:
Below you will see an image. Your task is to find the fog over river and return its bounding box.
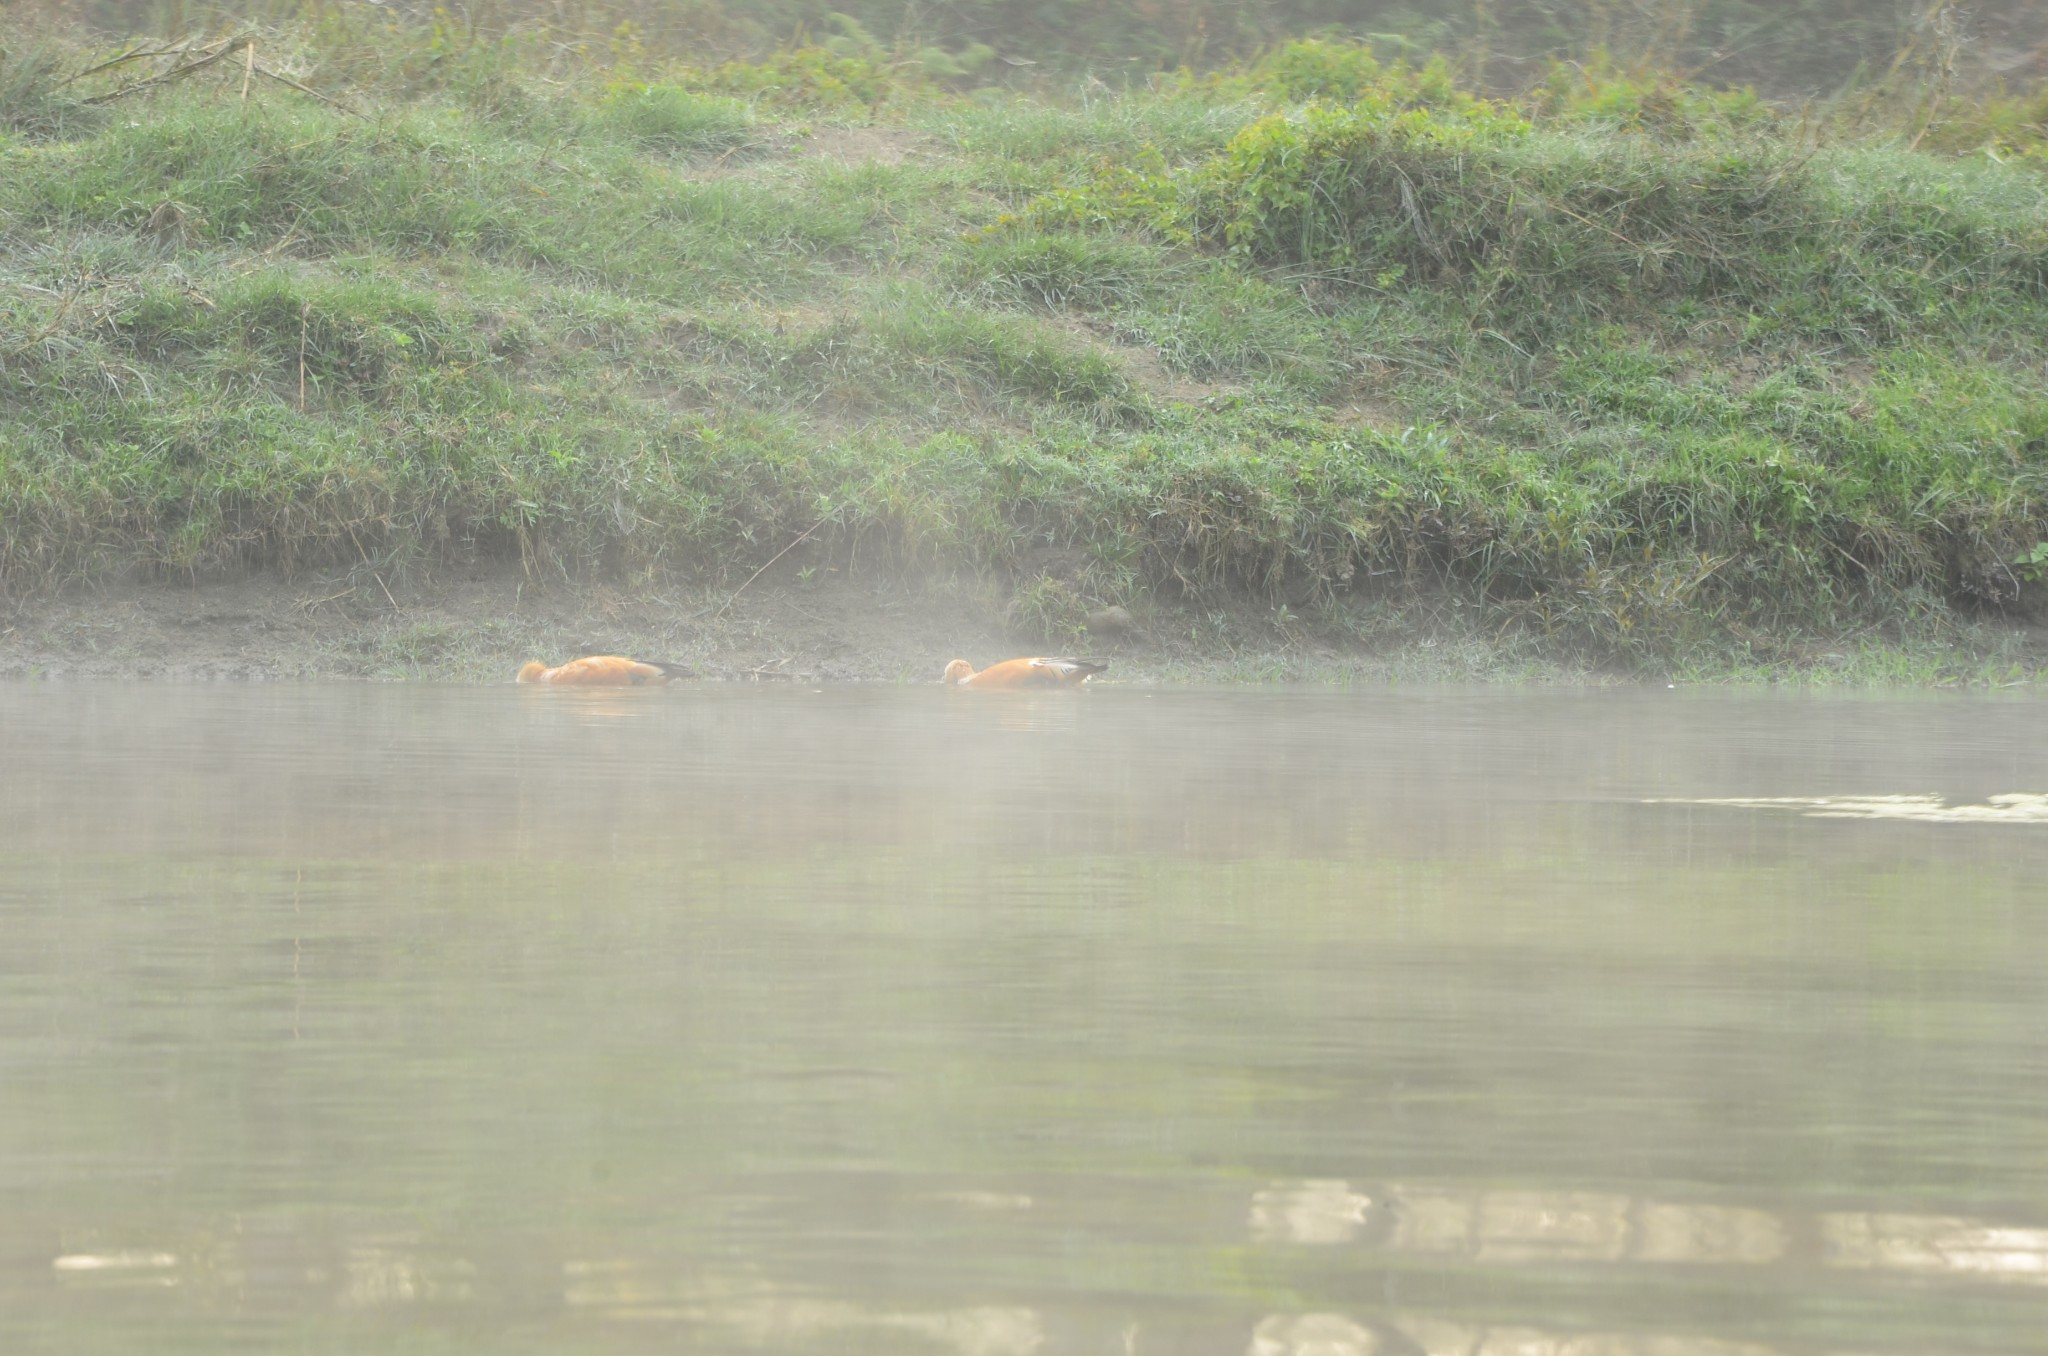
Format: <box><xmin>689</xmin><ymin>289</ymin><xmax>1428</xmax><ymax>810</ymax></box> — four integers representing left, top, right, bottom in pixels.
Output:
<box><xmin>3</xmin><ymin>683</ymin><xmax>2045</xmax><ymax>1355</ymax></box>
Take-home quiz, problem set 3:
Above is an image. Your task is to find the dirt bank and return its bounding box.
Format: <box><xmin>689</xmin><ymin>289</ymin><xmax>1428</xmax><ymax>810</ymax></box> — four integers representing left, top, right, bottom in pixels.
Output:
<box><xmin>0</xmin><ymin>567</ymin><xmax>1360</xmax><ymax>685</ymax></box>
<box><xmin>6</xmin><ymin>568</ymin><xmax>2045</xmax><ymax>687</ymax></box>
<box><xmin>0</xmin><ymin>569</ymin><xmax>992</xmax><ymax>684</ymax></box>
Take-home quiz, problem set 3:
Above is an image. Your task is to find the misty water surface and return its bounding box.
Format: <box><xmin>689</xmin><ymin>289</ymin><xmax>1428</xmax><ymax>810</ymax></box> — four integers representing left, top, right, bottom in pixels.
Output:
<box><xmin>2</xmin><ymin>683</ymin><xmax>2045</xmax><ymax>1355</ymax></box>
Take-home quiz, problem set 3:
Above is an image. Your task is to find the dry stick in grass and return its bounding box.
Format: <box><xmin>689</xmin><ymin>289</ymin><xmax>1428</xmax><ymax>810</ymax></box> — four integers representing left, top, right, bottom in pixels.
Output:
<box><xmin>1905</xmin><ymin>1</ymin><xmax>1963</xmax><ymax>153</ymax></box>
<box><xmin>295</xmin><ymin>587</ymin><xmax>355</xmax><ymax>613</ymax></box>
<box><xmin>298</xmin><ymin>301</ymin><xmax>310</xmax><ymax>412</ymax></box>
<box><xmin>53</xmin><ymin>42</ymin><xmax>180</xmax><ymax>90</ymax></box>
<box><xmin>79</xmin><ymin>33</ymin><xmax>367</xmax><ymax>120</ymax></box>
<box><xmin>1540</xmin><ymin>196</ymin><xmax>1647</xmax><ymax>252</ymax></box>
<box><xmin>1820</xmin><ymin>533</ymin><xmax>1927</xmax><ymax>612</ymax></box>
<box><xmin>3</xmin><ymin>280</ymin><xmax>84</xmax><ymax>361</ymax></box>
<box><xmin>250</xmin><ymin>65</ymin><xmax>366</xmax><ymax>119</ymax></box>
<box><xmin>710</xmin><ymin>512</ymin><xmax>838</xmax><ymax>622</ymax></box>
<box><xmin>83</xmin><ymin>35</ymin><xmax>249</xmax><ymax>104</ymax></box>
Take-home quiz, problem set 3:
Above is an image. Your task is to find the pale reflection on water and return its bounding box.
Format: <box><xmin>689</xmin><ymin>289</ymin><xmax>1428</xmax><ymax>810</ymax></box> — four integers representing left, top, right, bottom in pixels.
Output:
<box><xmin>3</xmin><ymin>684</ymin><xmax>2047</xmax><ymax>1356</ymax></box>
<box><xmin>1654</xmin><ymin>793</ymin><xmax>2048</xmax><ymax>823</ymax></box>
<box><xmin>1248</xmin><ymin>1177</ymin><xmax>2048</xmax><ymax>1282</ymax></box>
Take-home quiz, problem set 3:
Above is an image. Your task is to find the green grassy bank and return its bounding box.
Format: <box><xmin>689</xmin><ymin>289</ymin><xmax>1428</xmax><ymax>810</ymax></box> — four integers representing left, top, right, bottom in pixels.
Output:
<box><xmin>4</xmin><ymin>25</ymin><xmax>2048</xmax><ymax>678</ymax></box>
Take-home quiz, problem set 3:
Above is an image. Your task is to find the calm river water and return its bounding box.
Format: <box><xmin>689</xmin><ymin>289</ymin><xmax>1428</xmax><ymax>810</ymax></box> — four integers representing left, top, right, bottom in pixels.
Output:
<box><xmin>2</xmin><ymin>683</ymin><xmax>2046</xmax><ymax>1355</ymax></box>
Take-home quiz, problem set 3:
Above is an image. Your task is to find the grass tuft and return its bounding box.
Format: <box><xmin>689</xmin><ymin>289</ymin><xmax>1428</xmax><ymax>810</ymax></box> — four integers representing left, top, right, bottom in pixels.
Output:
<box><xmin>592</xmin><ymin>84</ymin><xmax>755</xmax><ymax>155</ymax></box>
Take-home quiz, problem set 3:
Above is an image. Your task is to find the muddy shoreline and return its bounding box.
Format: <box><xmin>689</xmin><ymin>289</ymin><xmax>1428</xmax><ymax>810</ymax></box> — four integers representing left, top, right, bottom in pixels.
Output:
<box><xmin>0</xmin><ymin>569</ymin><xmax>1348</xmax><ymax>685</ymax></box>
<box><xmin>5</xmin><ymin>567</ymin><xmax>2045</xmax><ymax>687</ymax></box>
<box><xmin>0</xmin><ymin>570</ymin><xmax>995</xmax><ymax>685</ymax></box>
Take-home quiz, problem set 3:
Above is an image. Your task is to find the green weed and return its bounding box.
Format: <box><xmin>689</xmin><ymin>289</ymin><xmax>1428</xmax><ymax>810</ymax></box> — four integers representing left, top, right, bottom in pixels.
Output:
<box><xmin>592</xmin><ymin>84</ymin><xmax>754</xmax><ymax>155</ymax></box>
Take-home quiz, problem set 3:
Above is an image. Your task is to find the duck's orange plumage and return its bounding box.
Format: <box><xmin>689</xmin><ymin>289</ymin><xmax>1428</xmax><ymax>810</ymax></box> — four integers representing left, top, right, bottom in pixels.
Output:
<box><xmin>942</xmin><ymin>657</ymin><xmax>1107</xmax><ymax>688</ymax></box>
<box><xmin>515</xmin><ymin>656</ymin><xmax>692</xmax><ymax>686</ymax></box>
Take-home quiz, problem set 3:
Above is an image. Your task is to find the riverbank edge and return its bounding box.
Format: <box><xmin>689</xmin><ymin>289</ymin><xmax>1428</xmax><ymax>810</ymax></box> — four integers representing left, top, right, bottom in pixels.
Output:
<box><xmin>4</xmin><ymin>570</ymin><xmax>2043</xmax><ymax>686</ymax></box>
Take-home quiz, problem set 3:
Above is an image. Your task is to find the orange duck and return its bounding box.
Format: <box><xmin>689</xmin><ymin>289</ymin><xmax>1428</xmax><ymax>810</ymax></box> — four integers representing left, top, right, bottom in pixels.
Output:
<box><xmin>942</xmin><ymin>657</ymin><xmax>1107</xmax><ymax>688</ymax></box>
<box><xmin>515</xmin><ymin>656</ymin><xmax>692</xmax><ymax>686</ymax></box>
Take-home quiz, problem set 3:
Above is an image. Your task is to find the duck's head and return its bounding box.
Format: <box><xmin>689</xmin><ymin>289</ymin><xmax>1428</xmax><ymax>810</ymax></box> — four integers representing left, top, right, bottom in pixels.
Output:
<box><xmin>515</xmin><ymin>661</ymin><xmax>548</xmax><ymax>684</ymax></box>
<box><xmin>942</xmin><ymin>659</ymin><xmax>974</xmax><ymax>685</ymax></box>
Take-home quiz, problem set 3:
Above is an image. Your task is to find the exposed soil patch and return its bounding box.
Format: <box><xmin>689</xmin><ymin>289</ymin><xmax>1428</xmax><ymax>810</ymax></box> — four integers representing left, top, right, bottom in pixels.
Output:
<box><xmin>0</xmin><ymin>570</ymin><xmax>1001</xmax><ymax>683</ymax></box>
<box><xmin>1330</xmin><ymin>394</ymin><xmax>1410</xmax><ymax>431</ymax></box>
<box><xmin>796</xmin><ymin>126</ymin><xmax>935</xmax><ymax>167</ymax></box>
<box><xmin>0</xmin><ymin>567</ymin><xmax>1305</xmax><ymax>684</ymax></box>
<box><xmin>4</xmin><ymin>568</ymin><xmax>2043</xmax><ymax>686</ymax></box>
<box><xmin>0</xmin><ymin>565</ymin><xmax>1529</xmax><ymax>686</ymax></box>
